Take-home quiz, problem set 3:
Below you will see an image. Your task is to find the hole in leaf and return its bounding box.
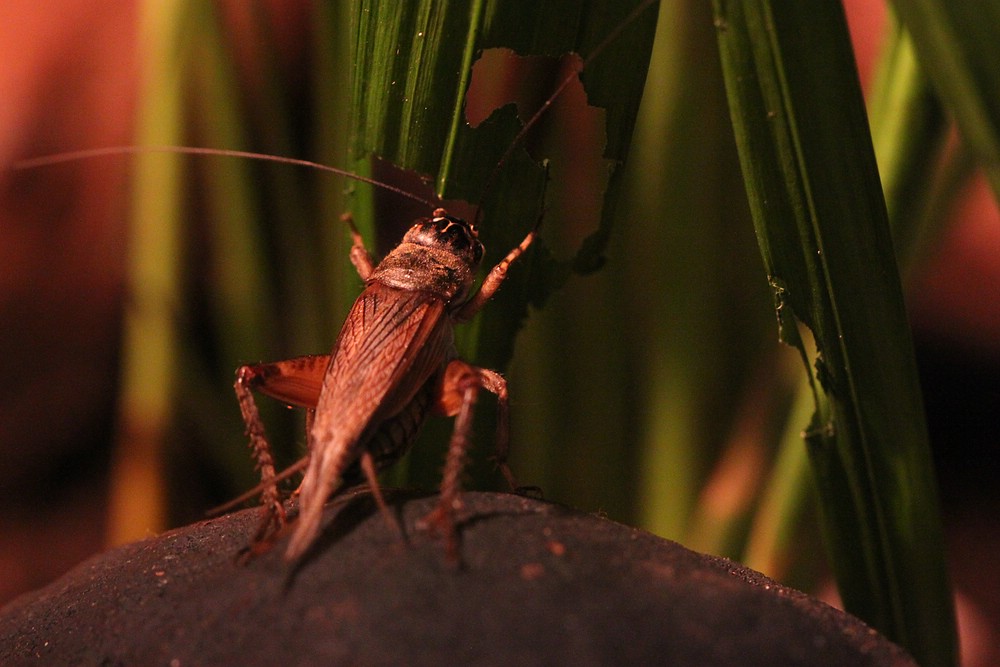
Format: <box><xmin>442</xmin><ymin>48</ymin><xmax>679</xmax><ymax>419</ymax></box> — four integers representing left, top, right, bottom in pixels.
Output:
<box><xmin>465</xmin><ymin>48</ymin><xmax>613</xmax><ymax>258</ymax></box>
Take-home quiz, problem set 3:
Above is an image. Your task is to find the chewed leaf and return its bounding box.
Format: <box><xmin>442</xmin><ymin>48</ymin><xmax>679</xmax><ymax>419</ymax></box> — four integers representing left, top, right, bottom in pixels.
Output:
<box><xmin>350</xmin><ymin>0</ymin><xmax>658</xmax><ymax>369</ymax></box>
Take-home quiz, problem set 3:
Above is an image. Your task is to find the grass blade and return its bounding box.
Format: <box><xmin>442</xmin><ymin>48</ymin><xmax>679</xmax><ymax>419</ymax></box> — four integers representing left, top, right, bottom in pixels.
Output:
<box><xmin>350</xmin><ymin>0</ymin><xmax>658</xmax><ymax>369</ymax></box>
<box><xmin>713</xmin><ymin>2</ymin><xmax>956</xmax><ymax>664</ymax></box>
<box><xmin>108</xmin><ymin>0</ymin><xmax>189</xmax><ymax>544</ymax></box>
<box><xmin>891</xmin><ymin>0</ymin><xmax>1000</xmax><ymax>201</ymax></box>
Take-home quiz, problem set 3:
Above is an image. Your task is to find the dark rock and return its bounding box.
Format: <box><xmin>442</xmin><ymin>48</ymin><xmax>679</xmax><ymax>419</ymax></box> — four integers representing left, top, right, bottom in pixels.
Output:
<box><xmin>0</xmin><ymin>491</ymin><xmax>914</xmax><ymax>666</ymax></box>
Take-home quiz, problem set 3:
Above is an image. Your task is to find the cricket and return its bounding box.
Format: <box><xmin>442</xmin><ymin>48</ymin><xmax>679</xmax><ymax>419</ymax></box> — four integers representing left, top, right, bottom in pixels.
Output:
<box><xmin>235</xmin><ymin>205</ymin><xmax>536</xmax><ymax>562</ymax></box>
<box><xmin>16</xmin><ymin>0</ymin><xmax>659</xmax><ymax>563</ymax></box>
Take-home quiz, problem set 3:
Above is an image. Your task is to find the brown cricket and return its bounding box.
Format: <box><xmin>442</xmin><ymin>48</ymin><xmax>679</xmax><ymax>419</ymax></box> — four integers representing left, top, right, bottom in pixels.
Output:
<box><xmin>15</xmin><ymin>0</ymin><xmax>659</xmax><ymax>564</ymax></box>
<box><xmin>16</xmin><ymin>139</ymin><xmax>540</xmax><ymax>562</ymax></box>
<box><xmin>233</xmin><ymin>207</ymin><xmax>536</xmax><ymax>561</ymax></box>
<box><xmin>229</xmin><ymin>0</ymin><xmax>662</xmax><ymax>561</ymax></box>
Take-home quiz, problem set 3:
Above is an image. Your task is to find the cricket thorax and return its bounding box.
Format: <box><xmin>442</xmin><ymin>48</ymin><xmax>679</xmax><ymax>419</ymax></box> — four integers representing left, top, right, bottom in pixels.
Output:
<box><xmin>369</xmin><ymin>209</ymin><xmax>485</xmax><ymax>302</ymax></box>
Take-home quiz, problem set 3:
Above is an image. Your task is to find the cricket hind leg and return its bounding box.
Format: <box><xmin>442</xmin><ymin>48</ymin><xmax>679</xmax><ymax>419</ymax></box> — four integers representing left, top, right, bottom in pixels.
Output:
<box><xmin>233</xmin><ymin>365</ymin><xmax>285</xmax><ymax>546</ymax></box>
<box><xmin>232</xmin><ymin>355</ymin><xmax>328</xmax><ymax>548</ymax></box>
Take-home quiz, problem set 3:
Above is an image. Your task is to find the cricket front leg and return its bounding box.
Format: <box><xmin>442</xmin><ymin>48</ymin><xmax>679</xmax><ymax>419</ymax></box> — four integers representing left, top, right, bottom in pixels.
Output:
<box><xmin>341</xmin><ymin>212</ymin><xmax>376</xmax><ymax>280</ymax></box>
<box><xmin>454</xmin><ymin>226</ymin><xmax>537</xmax><ymax>321</ymax></box>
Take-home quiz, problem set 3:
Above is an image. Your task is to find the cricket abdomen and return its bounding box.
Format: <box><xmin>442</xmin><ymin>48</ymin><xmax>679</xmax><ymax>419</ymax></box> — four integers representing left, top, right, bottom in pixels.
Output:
<box><xmin>365</xmin><ymin>376</ymin><xmax>436</xmax><ymax>470</ymax></box>
<box><xmin>336</xmin><ymin>377</ymin><xmax>437</xmax><ymax>488</ymax></box>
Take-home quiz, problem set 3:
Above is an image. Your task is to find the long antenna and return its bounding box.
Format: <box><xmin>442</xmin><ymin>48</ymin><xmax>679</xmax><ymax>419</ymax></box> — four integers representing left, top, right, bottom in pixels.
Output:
<box><xmin>14</xmin><ymin>145</ymin><xmax>439</xmax><ymax>210</ymax></box>
<box><xmin>15</xmin><ymin>0</ymin><xmax>659</xmax><ymax>221</ymax></box>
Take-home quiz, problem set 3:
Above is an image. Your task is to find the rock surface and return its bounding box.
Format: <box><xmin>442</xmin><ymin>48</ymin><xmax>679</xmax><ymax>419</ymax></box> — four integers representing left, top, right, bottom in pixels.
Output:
<box><xmin>0</xmin><ymin>491</ymin><xmax>914</xmax><ymax>666</ymax></box>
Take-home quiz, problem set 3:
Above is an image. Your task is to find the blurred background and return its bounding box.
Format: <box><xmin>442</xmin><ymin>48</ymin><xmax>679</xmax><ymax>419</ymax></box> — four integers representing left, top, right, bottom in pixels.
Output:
<box><xmin>0</xmin><ymin>1</ymin><xmax>997</xmax><ymax>664</ymax></box>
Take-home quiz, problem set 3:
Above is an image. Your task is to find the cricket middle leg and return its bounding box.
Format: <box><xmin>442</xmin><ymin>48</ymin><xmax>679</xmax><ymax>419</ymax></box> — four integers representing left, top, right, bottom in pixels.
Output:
<box><xmin>423</xmin><ymin>358</ymin><xmax>527</xmax><ymax>561</ymax></box>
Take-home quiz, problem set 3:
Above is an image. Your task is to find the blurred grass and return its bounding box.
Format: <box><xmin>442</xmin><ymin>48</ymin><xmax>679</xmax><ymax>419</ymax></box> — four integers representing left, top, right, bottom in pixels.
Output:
<box><xmin>109</xmin><ymin>1</ymin><xmax>990</xmax><ymax>663</ymax></box>
<box><xmin>891</xmin><ymin>1</ymin><xmax>1000</xmax><ymax>201</ymax></box>
<box><xmin>107</xmin><ymin>0</ymin><xmax>187</xmax><ymax>545</ymax></box>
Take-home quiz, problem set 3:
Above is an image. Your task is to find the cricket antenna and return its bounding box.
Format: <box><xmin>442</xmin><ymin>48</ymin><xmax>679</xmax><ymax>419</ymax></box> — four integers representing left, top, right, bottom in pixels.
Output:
<box><xmin>15</xmin><ymin>0</ymin><xmax>658</xmax><ymax>224</ymax></box>
<box><xmin>473</xmin><ymin>0</ymin><xmax>659</xmax><ymax>227</ymax></box>
<box><xmin>14</xmin><ymin>145</ymin><xmax>440</xmax><ymax>211</ymax></box>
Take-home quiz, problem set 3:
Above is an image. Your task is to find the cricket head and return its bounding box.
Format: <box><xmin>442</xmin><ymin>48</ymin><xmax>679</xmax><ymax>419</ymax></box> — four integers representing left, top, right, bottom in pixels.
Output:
<box><xmin>403</xmin><ymin>208</ymin><xmax>485</xmax><ymax>269</ymax></box>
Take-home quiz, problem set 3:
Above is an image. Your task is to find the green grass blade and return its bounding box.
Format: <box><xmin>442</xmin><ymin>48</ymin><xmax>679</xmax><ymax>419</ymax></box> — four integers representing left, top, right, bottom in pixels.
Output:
<box><xmin>186</xmin><ymin>2</ymin><xmax>272</xmax><ymax>368</ymax></box>
<box><xmin>866</xmin><ymin>15</ymin><xmax>953</xmax><ymax>277</ymax></box>
<box><xmin>313</xmin><ymin>1</ymin><xmax>371</xmax><ymax>326</ymax></box>
<box><xmin>713</xmin><ymin>2</ymin><xmax>956</xmax><ymax>665</ymax></box>
<box><xmin>741</xmin><ymin>6</ymin><xmax>970</xmax><ymax>591</ymax></box>
<box><xmin>742</xmin><ymin>378</ymin><xmax>815</xmax><ymax>578</ymax></box>
<box><xmin>868</xmin><ymin>19</ymin><xmax>946</xmax><ymax>234</ymax></box>
<box><xmin>617</xmin><ymin>0</ymin><xmax>768</xmax><ymax>541</ymax></box>
<box><xmin>892</xmin><ymin>0</ymin><xmax>1000</xmax><ymax>201</ymax></box>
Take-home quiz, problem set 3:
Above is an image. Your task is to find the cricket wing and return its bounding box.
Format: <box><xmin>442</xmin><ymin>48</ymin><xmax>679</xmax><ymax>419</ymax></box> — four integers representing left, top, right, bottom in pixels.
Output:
<box><xmin>287</xmin><ymin>285</ymin><xmax>452</xmax><ymax>560</ymax></box>
<box><xmin>254</xmin><ymin>354</ymin><xmax>330</xmax><ymax>408</ymax></box>
<box><xmin>321</xmin><ymin>286</ymin><xmax>452</xmax><ymax>425</ymax></box>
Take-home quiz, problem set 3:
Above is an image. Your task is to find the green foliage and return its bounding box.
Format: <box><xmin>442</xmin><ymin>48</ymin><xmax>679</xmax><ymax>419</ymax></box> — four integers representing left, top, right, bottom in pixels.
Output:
<box><xmin>712</xmin><ymin>2</ymin><xmax>955</xmax><ymax>664</ymax></box>
<box><xmin>116</xmin><ymin>2</ymin><xmax>988</xmax><ymax>664</ymax></box>
<box><xmin>350</xmin><ymin>0</ymin><xmax>658</xmax><ymax>370</ymax></box>
<box><xmin>892</xmin><ymin>1</ymin><xmax>1000</xmax><ymax>200</ymax></box>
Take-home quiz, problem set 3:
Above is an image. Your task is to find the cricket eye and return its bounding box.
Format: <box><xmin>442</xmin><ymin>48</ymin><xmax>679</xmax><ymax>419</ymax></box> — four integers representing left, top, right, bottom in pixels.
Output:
<box><xmin>469</xmin><ymin>229</ymin><xmax>485</xmax><ymax>264</ymax></box>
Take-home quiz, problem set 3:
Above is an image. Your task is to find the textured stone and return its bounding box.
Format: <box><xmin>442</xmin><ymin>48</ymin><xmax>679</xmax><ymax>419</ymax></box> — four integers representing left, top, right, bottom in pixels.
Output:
<box><xmin>0</xmin><ymin>491</ymin><xmax>915</xmax><ymax>666</ymax></box>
